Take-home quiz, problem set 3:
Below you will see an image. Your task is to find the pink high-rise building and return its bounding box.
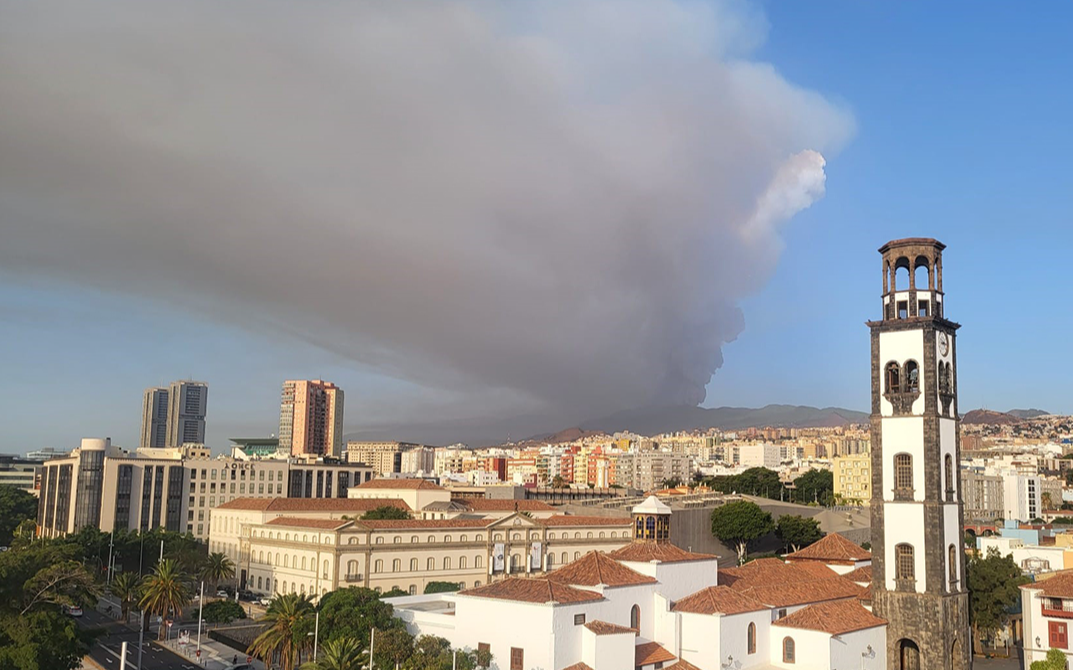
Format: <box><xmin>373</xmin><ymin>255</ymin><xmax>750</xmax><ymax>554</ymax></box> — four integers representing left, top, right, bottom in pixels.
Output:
<box><xmin>279</xmin><ymin>380</ymin><xmax>344</xmax><ymax>458</ymax></box>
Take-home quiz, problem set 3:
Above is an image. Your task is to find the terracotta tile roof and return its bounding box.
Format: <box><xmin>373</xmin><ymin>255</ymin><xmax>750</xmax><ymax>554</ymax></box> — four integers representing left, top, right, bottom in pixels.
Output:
<box><xmin>356</xmin><ymin>518</ymin><xmax>497</xmax><ymax>529</ymax></box>
<box><xmin>608</xmin><ymin>543</ymin><xmax>717</xmax><ymax>563</ymax></box>
<box><xmin>583</xmin><ymin>620</ymin><xmax>637</xmax><ymax>636</ymax></box>
<box><xmin>772</xmin><ymin>598</ymin><xmax>887</xmax><ymax>635</ymax></box>
<box><xmin>844</xmin><ymin>565</ymin><xmax>873</xmax><ymax>584</ymax></box>
<box><xmin>216</xmin><ymin>497</ymin><xmax>412</xmax><ymax>512</ymax></box>
<box><xmin>719</xmin><ymin>558</ymin><xmax>801</xmax><ymax>588</ymax></box>
<box><xmin>459</xmin><ymin>499</ymin><xmax>556</xmax><ymax>512</ymax></box>
<box><xmin>458</xmin><ymin>578</ymin><xmax>603</xmax><ymax>604</ymax></box>
<box><xmin>783</xmin><ymin>533</ymin><xmax>870</xmax><ymax>563</ymax></box>
<box><xmin>634</xmin><ymin>641</ymin><xmax>676</xmax><ymax>666</ymax></box>
<box><xmin>548</xmin><ymin>551</ymin><xmax>657</xmax><ymax>587</ymax></box>
<box><xmin>671</xmin><ymin>586</ymin><xmax>767</xmax><ymax>615</ymax></box>
<box><xmin>540</xmin><ymin>515</ymin><xmax>632</xmax><ymax>527</ymax></box>
<box><xmin>265</xmin><ymin>517</ymin><xmax>352</xmax><ymax>529</ymax></box>
<box><xmin>560</xmin><ymin>664</ymin><xmax>594</xmax><ymax>670</ymax></box>
<box><xmin>663</xmin><ymin>661</ymin><xmax>702</xmax><ymax>670</ymax></box>
<box><xmin>355</xmin><ymin>478</ymin><xmax>444</xmax><ymax>490</ymax></box>
<box><xmin>1022</xmin><ymin>571</ymin><xmax>1073</xmax><ymax>596</ymax></box>
<box><xmin>793</xmin><ymin>562</ymin><xmax>841</xmax><ymax>580</ymax></box>
<box><xmin>738</xmin><ymin>577</ymin><xmax>867</xmax><ymax>609</ymax></box>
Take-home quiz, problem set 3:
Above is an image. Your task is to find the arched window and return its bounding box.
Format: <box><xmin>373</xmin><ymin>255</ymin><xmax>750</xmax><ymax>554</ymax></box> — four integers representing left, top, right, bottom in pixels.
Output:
<box><xmin>949</xmin><ymin>544</ymin><xmax>958</xmax><ymax>587</ymax></box>
<box><xmin>904</xmin><ymin>360</ymin><xmax>919</xmax><ymax>392</ymax></box>
<box><xmin>945</xmin><ymin>454</ymin><xmax>955</xmax><ymax>501</ymax></box>
<box><xmin>428</xmin><ymin>535</ymin><xmax>435</xmax><ymax>543</ymax></box>
<box><xmin>393</xmin><ymin>537</ymin><xmax>401</xmax><ymax>544</ymax></box>
<box><xmin>574</xmin><ymin>551</ymin><xmax>580</xmax><ymax>560</ymax></box>
<box><xmin>410</xmin><ymin>558</ymin><xmax>418</xmax><ymax>571</ymax></box>
<box><xmin>586</xmin><ymin>532</ymin><xmax>593</xmax><ymax>539</ymax></box>
<box><xmin>783</xmin><ymin>637</ymin><xmax>796</xmax><ymax>663</ymax></box>
<box><xmin>409</xmin><ymin>585</ymin><xmax>417</xmax><ymax>595</ymax></box>
<box><xmin>301</xmin><ymin>557</ymin><xmax>306</xmax><ymax>570</ymax></box>
<box><xmin>574</xmin><ymin>532</ymin><xmax>581</xmax><ymax>539</ymax></box>
<box><xmin>282</xmin><ymin>581</ymin><xmax>288</xmax><ymax>593</ymax></box>
<box><xmin>275</xmin><ymin>552</ymin><xmax>280</xmax><ymax>566</ymax></box>
<box><xmin>347</xmin><ymin>560</ymin><xmax>358</xmax><ymax>577</ymax></box>
<box><xmin>474</xmin><ymin>555</ymin><xmax>482</xmax><ymax>569</ymax></box>
<box><xmin>266</xmin><ymin>577</ymin><xmax>272</xmax><ymax>592</ymax></box>
<box><xmin>510</xmin><ymin>554</ymin><xmax>519</xmax><ymax>569</ymax></box>
<box><xmin>258</xmin><ymin>550</ymin><xmax>264</xmax><ymax>563</ymax></box>
<box><xmin>411</xmin><ymin>536</ymin><xmax>418</xmax><ymax>543</ymax></box>
<box><xmin>323</xmin><ymin>560</ymin><xmax>329</xmax><ymax>578</ymax></box>
<box><xmin>630</xmin><ymin>605</ymin><xmax>640</xmax><ymax>630</ymax></box>
<box><xmin>545</xmin><ymin>554</ymin><xmax>552</xmax><ymax>569</ymax></box>
<box><xmin>375</xmin><ymin>537</ymin><xmax>384</xmax><ymax>545</ymax></box>
<box><xmin>393</xmin><ymin>559</ymin><xmax>401</xmax><ymax>572</ymax></box>
<box><xmin>748</xmin><ymin>622</ymin><xmax>756</xmax><ymax>654</ymax></box>
<box><xmin>374</xmin><ymin>560</ymin><xmax>383</xmax><ymax>573</ymax></box>
<box><xmin>427</xmin><ymin>557</ymin><xmax>435</xmax><ymax>570</ymax></box>
<box><xmin>914</xmin><ymin>260</ymin><xmax>929</xmax><ymax>292</ymax></box>
<box><xmin>895</xmin><ymin>453</ymin><xmax>913</xmax><ymax>496</ymax></box>
<box><xmin>460</xmin><ymin>535</ymin><xmax>467</xmax><ymax>542</ymax></box>
<box><xmin>885</xmin><ymin>362</ymin><xmax>901</xmax><ymax>394</ymax></box>
<box><xmin>283</xmin><ymin>555</ymin><xmax>289</xmax><ymax>568</ymax></box>
<box><xmin>459</xmin><ymin>556</ymin><xmax>467</xmax><ymax>569</ymax></box>
<box><xmin>561</xmin><ymin>551</ymin><xmax>568</xmax><ymax>564</ymax></box>
<box><xmin>348</xmin><ymin>537</ymin><xmax>357</xmax><ymax>545</ymax></box>
<box><xmin>300</xmin><ymin>583</ymin><xmax>305</xmax><ymax>594</ymax></box>
<box><xmin>257</xmin><ymin>576</ymin><xmax>262</xmax><ymax>589</ymax></box>
<box><xmin>599</xmin><ymin>532</ymin><xmax>605</xmax><ymax>538</ymax></box>
<box><xmin>445</xmin><ymin>557</ymin><xmax>452</xmax><ymax>570</ymax></box>
<box><xmin>896</xmin><ymin>544</ymin><xmax>915</xmax><ymax>582</ymax></box>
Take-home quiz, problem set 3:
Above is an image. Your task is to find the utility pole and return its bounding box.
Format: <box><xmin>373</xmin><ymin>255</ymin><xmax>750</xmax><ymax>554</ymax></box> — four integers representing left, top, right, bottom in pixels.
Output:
<box><xmin>196</xmin><ymin>581</ymin><xmax>205</xmax><ymax>658</ymax></box>
<box><xmin>369</xmin><ymin>627</ymin><xmax>375</xmax><ymax>670</ymax></box>
<box><xmin>107</xmin><ymin>530</ymin><xmax>115</xmax><ymax>585</ymax></box>
<box><xmin>137</xmin><ymin>610</ymin><xmax>145</xmax><ymax>670</ymax></box>
<box><xmin>313</xmin><ymin>609</ymin><xmax>320</xmax><ymax>661</ymax></box>
<box><xmin>119</xmin><ymin>641</ymin><xmax>127</xmax><ymax>670</ymax></box>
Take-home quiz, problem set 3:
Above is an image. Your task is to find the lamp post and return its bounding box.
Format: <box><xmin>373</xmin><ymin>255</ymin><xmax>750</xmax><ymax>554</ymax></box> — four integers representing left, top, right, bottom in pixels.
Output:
<box><xmin>196</xmin><ymin>581</ymin><xmax>205</xmax><ymax>659</ymax></box>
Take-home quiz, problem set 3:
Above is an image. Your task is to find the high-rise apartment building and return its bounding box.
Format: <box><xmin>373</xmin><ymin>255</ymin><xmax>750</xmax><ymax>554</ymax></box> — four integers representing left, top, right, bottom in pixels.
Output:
<box><xmin>141</xmin><ymin>380</ymin><xmax>209</xmax><ymax>449</ymax></box>
<box><xmin>279</xmin><ymin>380</ymin><xmax>344</xmax><ymax>458</ymax></box>
<box><xmin>140</xmin><ymin>387</ymin><xmax>169</xmax><ymax>449</ymax></box>
<box><xmin>166</xmin><ymin>380</ymin><xmax>208</xmax><ymax>447</ymax></box>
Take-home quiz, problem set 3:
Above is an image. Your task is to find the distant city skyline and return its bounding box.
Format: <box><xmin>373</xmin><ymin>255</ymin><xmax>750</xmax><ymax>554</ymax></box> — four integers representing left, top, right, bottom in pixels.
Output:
<box><xmin>4</xmin><ymin>3</ymin><xmax>1073</xmax><ymax>452</ymax></box>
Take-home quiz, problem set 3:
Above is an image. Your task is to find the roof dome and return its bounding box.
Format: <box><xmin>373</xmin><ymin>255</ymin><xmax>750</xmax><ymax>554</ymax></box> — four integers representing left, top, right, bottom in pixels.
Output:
<box><xmin>632</xmin><ymin>495</ymin><xmax>671</xmax><ymax>516</ymax></box>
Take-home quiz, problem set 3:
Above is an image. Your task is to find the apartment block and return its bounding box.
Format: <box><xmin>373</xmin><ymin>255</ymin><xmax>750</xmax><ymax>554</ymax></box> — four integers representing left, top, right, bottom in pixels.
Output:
<box><xmin>279</xmin><ymin>380</ymin><xmax>344</xmax><ymax>458</ymax></box>
<box><xmin>833</xmin><ymin>453</ymin><xmax>871</xmax><ymax>505</ymax></box>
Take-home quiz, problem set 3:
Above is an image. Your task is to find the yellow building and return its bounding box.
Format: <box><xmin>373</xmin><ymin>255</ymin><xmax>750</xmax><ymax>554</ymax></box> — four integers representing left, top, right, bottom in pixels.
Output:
<box><xmin>833</xmin><ymin>453</ymin><xmax>871</xmax><ymax>505</ymax></box>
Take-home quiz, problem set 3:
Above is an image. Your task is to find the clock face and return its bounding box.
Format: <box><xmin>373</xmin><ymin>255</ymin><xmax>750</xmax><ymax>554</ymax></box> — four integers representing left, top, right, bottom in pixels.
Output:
<box><xmin>938</xmin><ymin>332</ymin><xmax>949</xmax><ymax>356</ymax></box>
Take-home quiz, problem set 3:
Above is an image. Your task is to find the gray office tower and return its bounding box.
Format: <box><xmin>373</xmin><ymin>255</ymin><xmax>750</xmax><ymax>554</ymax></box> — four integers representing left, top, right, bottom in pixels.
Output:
<box><xmin>140</xmin><ymin>380</ymin><xmax>209</xmax><ymax>449</ymax></box>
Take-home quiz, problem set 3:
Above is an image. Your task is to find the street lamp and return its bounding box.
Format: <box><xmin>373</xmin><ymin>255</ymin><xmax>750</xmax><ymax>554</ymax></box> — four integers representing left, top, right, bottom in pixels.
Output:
<box><xmin>196</xmin><ymin>581</ymin><xmax>205</xmax><ymax>659</ymax></box>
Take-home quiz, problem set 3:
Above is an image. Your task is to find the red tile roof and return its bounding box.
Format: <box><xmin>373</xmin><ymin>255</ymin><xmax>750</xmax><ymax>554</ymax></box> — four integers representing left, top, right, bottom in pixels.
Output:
<box><xmin>634</xmin><ymin>641</ymin><xmax>676</xmax><ymax>666</ymax></box>
<box><xmin>560</xmin><ymin>664</ymin><xmax>594</xmax><ymax>670</ymax></box>
<box><xmin>772</xmin><ymin>598</ymin><xmax>887</xmax><ymax>635</ymax></box>
<box><xmin>540</xmin><ymin>516</ymin><xmax>632</xmax><ymax>527</ymax></box>
<box><xmin>663</xmin><ymin>661</ymin><xmax>702</xmax><ymax>670</ymax></box>
<box><xmin>844</xmin><ymin>565</ymin><xmax>873</xmax><ymax>584</ymax></box>
<box><xmin>265</xmin><ymin>517</ymin><xmax>352</xmax><ymax>529</ymax></box>
<box><xmin>738</xmin><ymin>577</ymin><xmax>866</xmax><ymax>609</ymax></box>
<box><xmin>671</xmin><ymin>586</ymin><xmax>767</xmax><ymax>615</ymax></box>
<box><xmin>720</xmin><ymin>558</ymin><xmax>866</xmax><ymax>608</ymax></box>
<box><xmin>608</xmin><ymin>543</ymin><xmax>716</xmax><ymax>563</ymax></box>
<box><xmin>583</xmin><ymin>620</ymin><xmax>637</xmax><ymax>636</ymax></box>
<box><xmin>356</xmin><ymin>518</ymin><xmax>497</xmax><ymax>529</ymax></box>
<box><xmin>460</xmin><ymin>499</ymin><xmax>556</xmax><ymax>512</ymax></box>
<box><xmin>1022</xmin><ymin>571</ymin><xmax>1073</xmax><ymax>596</ymax></box>
<box><xmin>355</xmin><ymin>478</ymin><xmax>445</xmax><ymax>490</ymax></box>
<box><xmin>216</xmin><ymin>497</ymin><xmax>412</xmax><ymax>512</ymax></box>
<box><xmin>459</xmin><ymin>578</ymin><xmax>603</xmax><ymax>604</ymax></box>
<box><xmin>783</xmin><ymin>533</ymin><xmax>870</xmax><ymax>563</ymax></box>
<box><xmin>548</xmin><ymin>551</ymin><xmax>657</xmax><ymax>587</ymax></box>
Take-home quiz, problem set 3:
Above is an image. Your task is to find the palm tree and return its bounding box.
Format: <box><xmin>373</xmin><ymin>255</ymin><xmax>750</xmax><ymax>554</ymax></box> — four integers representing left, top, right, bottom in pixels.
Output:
<box><xmin>201</xmin><ymin>552</ymin><xmax>235</xmax><ymax>592</ymax></box>
<box><xmin>248</xmin><ymin>593</ymin><xmax>315</xmax><ymax>670</ymax></box>
<box><xmin>303</xmin><ymin>636</ymin><xmax>365</xmax><ymax>670</ymax></box>
<box><xmin>111</xmin><ymin>571</ymin><xmax>142</xmax><ymax>622</ymax></box>
<box><xmin>139</xmin><ymin>558</ymin><xmax>191</xmax><ymax>638</ymax></box>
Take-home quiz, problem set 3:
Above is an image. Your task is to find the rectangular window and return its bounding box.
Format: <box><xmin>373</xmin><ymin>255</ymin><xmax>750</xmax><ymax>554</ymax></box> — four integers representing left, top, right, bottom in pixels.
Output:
<box><xmin>510</xmin><ymin>648</ymin><xmax>523</xmax><ymax>670</ymax></box>
<box><xmin>777</xmin><ymin>608</ymin><xmax>787</xmax><ymax>619</ymax></box>
<box><xmin>918</xmin><ymin>301</ymin><xmax>929</xmax><ymax>317</ymax></box>
<box><xmin>573</xmin><ymin>613</ymin><xmax>586</xmax><ymax>625</ymax></box>
<box><xmin>897</xmin><ymin>301</ymin><xmax>908</xmax><ymax>319</ymax></box>
<box><xmin>1050</xmin><ymin>621</ymin><xmax>1068</xmax><ymax>649</ymax></box>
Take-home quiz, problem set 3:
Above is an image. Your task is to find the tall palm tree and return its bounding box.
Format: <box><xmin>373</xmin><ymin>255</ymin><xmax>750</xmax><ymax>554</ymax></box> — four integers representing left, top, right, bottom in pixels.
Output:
<box><xmin>304</xmin><ymin>637</ymin><xmax>365</xmax><ymax>670</ymax></box>
<box><xmin>111</xmin><ymin>571</ymin><xmax>142</xmax><ymax>622</ymax></box>
<box><xmin>249</xmin><ymin>593</ymin><xmax>315</xmax><ymax>670</ymax></box>
<box><xmin>201</xmin><ymin>552</ymin><xmax>236</xmax><ymax>592</ymax></box>
<box><xmin>139</xmin><ymin>558</ymin><xmax>191</xmax><ymax>638</ymax></box>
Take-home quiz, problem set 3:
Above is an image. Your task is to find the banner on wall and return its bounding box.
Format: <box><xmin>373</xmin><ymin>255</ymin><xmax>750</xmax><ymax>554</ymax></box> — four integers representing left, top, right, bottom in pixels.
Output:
<box><xmin>530</xmin><ymin>542</ymin><xmax>542</xmax><ymax>570</ymax></box>
<box><xmin>492</xmin><ymin>543</ymin><xmax>505</xmax><ymax>572</ymax></box>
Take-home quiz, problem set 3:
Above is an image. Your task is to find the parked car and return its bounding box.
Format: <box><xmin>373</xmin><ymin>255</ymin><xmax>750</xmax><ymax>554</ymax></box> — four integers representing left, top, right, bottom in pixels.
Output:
<box><xmin>258</xmin><ymin>597</ymin><xmax>273</xmax><ymax>606</ymax></box>
<box><xmin>63</xmin><ymin>605</ymin><xmax>83</xmax><ymax>617</ymax></box>
<box><xmin>237</xmin><ymin>590</ymin><xmax>256</xmax><ymax>601</ymax></box>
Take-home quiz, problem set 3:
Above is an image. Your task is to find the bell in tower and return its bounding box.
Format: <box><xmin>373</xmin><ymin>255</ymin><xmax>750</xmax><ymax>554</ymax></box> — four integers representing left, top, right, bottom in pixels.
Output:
<box><xmin>868</xmin><ymin>238</ymin><xmax>970</xmax><ymax>670</ymax></box>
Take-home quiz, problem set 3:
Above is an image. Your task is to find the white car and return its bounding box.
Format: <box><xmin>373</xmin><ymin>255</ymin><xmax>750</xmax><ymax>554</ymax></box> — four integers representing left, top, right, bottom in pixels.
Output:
<box><xmin>64</xmin><ymin>605</ymin><xmax>83</xmax><ymax>617</ymax></box>
<box><xmin>215</xmin><ymin>590</ymin><xmax>229</xmax><ymax>598</ymax></box>
<box><xmin>258</xmin><ymin>597</ymin><xmax>272</xmax><ymax>606</ymax></box>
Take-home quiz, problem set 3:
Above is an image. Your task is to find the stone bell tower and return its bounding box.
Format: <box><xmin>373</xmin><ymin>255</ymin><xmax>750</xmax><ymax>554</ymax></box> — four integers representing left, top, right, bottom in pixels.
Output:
<box><xmin>868</xmin><ymin>238</ymin><xmax>971</xmax><ymax>670</ymax></box>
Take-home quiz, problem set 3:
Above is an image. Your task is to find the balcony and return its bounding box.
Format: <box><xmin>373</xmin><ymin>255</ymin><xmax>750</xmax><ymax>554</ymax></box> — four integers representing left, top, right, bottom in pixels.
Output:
<box><xmin>345</xmin><ymin>573</ymin><xmax>363</xmax><ymax>583</ymax></box>
<box><xmin>1042</xmin><ymin>599</ymin><xmax>1073</xmax><ymax>619</ymax></box>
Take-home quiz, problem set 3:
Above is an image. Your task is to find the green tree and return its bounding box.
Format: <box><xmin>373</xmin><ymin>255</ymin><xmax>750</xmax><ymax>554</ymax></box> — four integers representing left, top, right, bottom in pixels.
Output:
<box><xmin>1031</xmin><ymin>648</ymin><xmax>1068</xmax><ymax>670</ymax></box>
<box><xmin>775</xmin><ymin>515</ymin><xmax>823</xmax><ymax>552</ymax></box>
<box><xmin>301</xmin><ymin>635</ymin><xmax>368</xmax><ymax>670</ymax></box>
<box><xmin>111</xmin><ymin>571</ymin><xmax>142</xmax><ymax>622</ymax></box>
<box><xmin>551</xmin><ymin>475</ymin><xmax>567</xmax><ymax>489</ymax></box>
<box><xmin>20</xmin><ymin>560</ymin><xmax>99</xmax><ymax>615</ymax></box>
<box><xmin>382</xmin><ymin>587</ymin><xmax>409</xmax><ymax>598</ymax></box>
<box><xmin>200</xmin><ymin>552</ymin><xmax>235</xmax><ymax>592</ymax></box>
<box><xmin>707</xmin><ymin>467</ymin><xmax>783</xmax><ymax>499</ymax></box>
<box><xmin>424</xmin><ymin>581</ymin><xmax>462</xmax><ymax>594</ymax></box>
<box><xmin>202</xmin><ymin>599</ymin><xmax>247</xmax><ymax>625</ymax></box>
<box><xmin>139</xmin><ymin>558</ymin><xmax>191</xmax><ymax>638</ymax></box>
<box><xmin>967</xmin><ymin>548</ymin><xmax>1029</xmax><ymax>653</ymax></box>
<box><xmin>710</xmin><ymin>500</ymin><xmax>775</xmax><ymax>565</ymax></box>
<box><xmin>404</xmin><ymin>635</ymin><xmax>480</xmax><ymax>670</ymax></box>
<box><xmin>0</xmin><ymin>486</ymin><xmax>38</xmax><ymax>546</ymax></box>
<box><xmin>373</xmin><ymin>627</ymin><xmax>416</xmax><ymax>669</ymax></box>
<box><xmin>361</xmin><ymin>506</ymin><xmax>412</xmax><ymax>521</ymax></box>
<box><xmin>249</xmin><ymin>593</ymin><xmax>315</xmax><ymax>670</ymax></box>
<box><xmin>318</xmin><ymin>587</ymin><xmax>404</xmax><ymax>649</ymax></box>
<box><xmin>793</xmin><ymin>469</ymin><xmax>834</xmax><ymax>506</ymax></box>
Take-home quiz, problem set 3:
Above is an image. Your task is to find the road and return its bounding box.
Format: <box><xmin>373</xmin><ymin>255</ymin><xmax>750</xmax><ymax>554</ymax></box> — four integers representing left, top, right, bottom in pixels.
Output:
<box><xmin>77</xmin><ymin>607</ymin><xmax>201</xmax><ymax>670</ymax></box>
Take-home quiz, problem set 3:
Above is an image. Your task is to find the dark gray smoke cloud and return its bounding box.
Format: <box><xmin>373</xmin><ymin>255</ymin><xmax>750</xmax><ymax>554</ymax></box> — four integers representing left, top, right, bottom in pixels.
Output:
<box><xmin>0</xmin><ymin>0</ymin><xmax>853</xmax><ymax>427</ymax></box>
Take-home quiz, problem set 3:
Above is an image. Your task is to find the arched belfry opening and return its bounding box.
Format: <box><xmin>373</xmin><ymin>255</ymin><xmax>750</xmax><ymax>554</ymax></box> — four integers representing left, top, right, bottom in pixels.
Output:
<box><xmin>898</xmin><ymin>639</ymin><xmax>920</xmax><ymax>670</ymax></box>
<box><xmin>879</xmin><ymin>238</ymin><xmax>945</xmax><ymax>320</ymax></box>
<box><xmin>631</xmin><ymin>495</ymin><xmax>671</xmax><ymax>543</ymax></box>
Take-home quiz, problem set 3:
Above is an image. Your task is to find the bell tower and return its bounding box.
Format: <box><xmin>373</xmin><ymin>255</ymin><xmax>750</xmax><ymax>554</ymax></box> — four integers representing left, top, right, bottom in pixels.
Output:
<box><xmin>868</xmin><ymin>238</ymin><xmax>970</xmax><ymax>670</ymax></box>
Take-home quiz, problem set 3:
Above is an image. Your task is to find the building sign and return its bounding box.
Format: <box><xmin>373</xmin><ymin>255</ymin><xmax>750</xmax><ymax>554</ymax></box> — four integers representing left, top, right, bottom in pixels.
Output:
<box><xmin>529</xmin><ymin>542</ymin><xmax>542</xmax><ymax>571</ymax></box>
<box><xmin>492</xmin><ymin>543</ymin><xmax>505</xmax><ymax>573</ymax></box>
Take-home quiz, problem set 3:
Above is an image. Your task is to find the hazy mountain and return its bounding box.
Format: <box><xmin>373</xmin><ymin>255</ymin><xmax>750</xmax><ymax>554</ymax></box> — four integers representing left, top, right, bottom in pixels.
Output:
<box><xmin>577</xmin><ymin>404</ymin><xmax>869</xmax><ymax>436</ymax></box>
<box><xmin>1007</xmin><ymin>408</ymin><xmax>1051</xmax><ymax>419</ymax></box>
<box><xmin>961</xmin><ymin>409</ymin><xmax>1021</xmax><ymax>425</ymax></box>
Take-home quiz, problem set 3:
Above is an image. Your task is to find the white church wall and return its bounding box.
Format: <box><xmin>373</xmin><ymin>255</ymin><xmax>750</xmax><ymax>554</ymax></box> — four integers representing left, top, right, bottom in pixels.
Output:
<box><xmin>768</xmin><ymin>627</ymin><xmax>830</xmax><ymax>669</ymax></box>
<box><xmin>615</xmin><ymin>559</ymin><xmax>720</xmax><ymax>602</ymax></box>
<box><xmin>883</xmin><ymin>503</ymin><xmax>926</xmax><ymax>593</ymax></box>
<box><xmin>829</xmin><ymin>627</ymin><xmax>885</xmax><ymax>670</ymax></box>
<box><xmin>451</xmin><ymin>597</ymin><xmax>556</xmax><ymax>670</ymax></box>
<box><xmin>881</xmin><ymin>418</ymin><xmax>925</xmax><ymax>501</ymax></box>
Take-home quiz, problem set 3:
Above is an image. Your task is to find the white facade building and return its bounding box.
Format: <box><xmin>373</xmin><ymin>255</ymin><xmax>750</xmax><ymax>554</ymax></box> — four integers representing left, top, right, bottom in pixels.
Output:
<box><xmin>1003</xmin><ymin>473</ymin><xmax>1042</xmax><ymax>522</ymax></box>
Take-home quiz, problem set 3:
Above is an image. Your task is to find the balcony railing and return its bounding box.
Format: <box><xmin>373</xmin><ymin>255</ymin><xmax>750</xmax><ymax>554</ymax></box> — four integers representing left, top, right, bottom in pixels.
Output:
<box><xmin>1042</xmin><ymin>599</ymin><xmax>1073</xmax><ymax>618</ymax></box>
<box><xmin>345</xmin><ymin>573</ymin><xmax>362</xmax><ymax>583</ymax></box>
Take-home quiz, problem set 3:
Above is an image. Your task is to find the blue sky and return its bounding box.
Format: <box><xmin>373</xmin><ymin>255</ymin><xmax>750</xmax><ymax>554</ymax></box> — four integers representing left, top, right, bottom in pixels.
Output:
<box><xmin>2</xmin><ymin>2</ymin><xmax>1072</xmax><ymax>452</ymax></box>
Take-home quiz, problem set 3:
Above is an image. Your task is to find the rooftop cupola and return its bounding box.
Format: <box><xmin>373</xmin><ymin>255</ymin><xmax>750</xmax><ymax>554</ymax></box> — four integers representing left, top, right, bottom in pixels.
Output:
<box><xmin>632</xmin><ymin>495</ymin><xmax>671</xmax><ymax>544</ymax></box>
<box><xmin>879</xmin><ymin>237</ymin><xmax>945</xmax><ymax>321</ymax></box>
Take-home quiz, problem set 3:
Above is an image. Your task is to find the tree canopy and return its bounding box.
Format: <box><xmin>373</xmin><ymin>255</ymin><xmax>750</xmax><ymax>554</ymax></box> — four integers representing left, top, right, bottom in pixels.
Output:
<box><xmin>775</xmin><ymin>515</ymin><xmax>823</xmax><ymax>552</ymax></box>
<box><xmin>1031</xmin><ymin>648</ymin><xmax>1068</xmax><ymax>670</ymax></box>
<box><xmin>361</xmin><ymin>506</ymin><xmax>412</xmax><ymax>521</ymax></box>
<box><xmin>703</xmin><ymin>468</ymin><xmax>783</xmax><ymax>499</ymax></box>
<box><xmin>0</xmin><ymin>486</ymin><xmax>38</xmax><ymax>546</ymax></box>
<box><xmin>710</xmin><ymin>500</ymin><xmax>774</xmax><ymax>565</ymax></box>
<box><xmin>202</xmin><ymin>599</ymin><xmax>247</xmax><ymax>625</ymax></box>
<box><xmin>317</xmin><ymin>587</ymin><xmax>405</xmax><ymax>649</ymax></box>
<box><xmin>967</xmin><ymin>548</ymin><xmax>1029</xmax><ymax>648</ymax></box>
<box><xmin>792</xmin><ymin>469</ymin><xmax>834</xmax><ymax>506</ymax></box>
<box><xmin>423</xmin><ymin>582</ymin><xmax>461</xmax><ymax>594</ymax></box>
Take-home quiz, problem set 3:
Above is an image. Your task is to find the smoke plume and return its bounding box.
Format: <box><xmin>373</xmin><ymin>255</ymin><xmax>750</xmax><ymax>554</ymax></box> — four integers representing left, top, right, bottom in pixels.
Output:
<box><xmin>0</xmin><ymin>0</ymin><xmax>853</xmax><ymax>428</ymax></box>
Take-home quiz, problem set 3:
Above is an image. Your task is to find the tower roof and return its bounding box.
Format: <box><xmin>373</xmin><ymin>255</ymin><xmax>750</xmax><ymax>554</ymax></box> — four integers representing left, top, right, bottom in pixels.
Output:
<box><xmin>878</xmin><ymin>237</ymin><xmax>945</xmax><ymax>253</ymax></box>
<box><xmin>783</xmin><ymin>533</ymin><xmax>871</xmax><ymax>564</ymax></box>
<box><xmin>632</xmin><ymin>495</ymin><xmax>672</xmax><ymax>515</ymax></box>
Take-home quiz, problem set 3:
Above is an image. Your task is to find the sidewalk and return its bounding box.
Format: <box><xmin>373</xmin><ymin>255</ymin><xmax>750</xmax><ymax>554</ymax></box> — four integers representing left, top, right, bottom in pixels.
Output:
<box><xmin>158</xmin><ymin>637</ymin><xmax>266</xmax><ymax>670</ymax></box>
